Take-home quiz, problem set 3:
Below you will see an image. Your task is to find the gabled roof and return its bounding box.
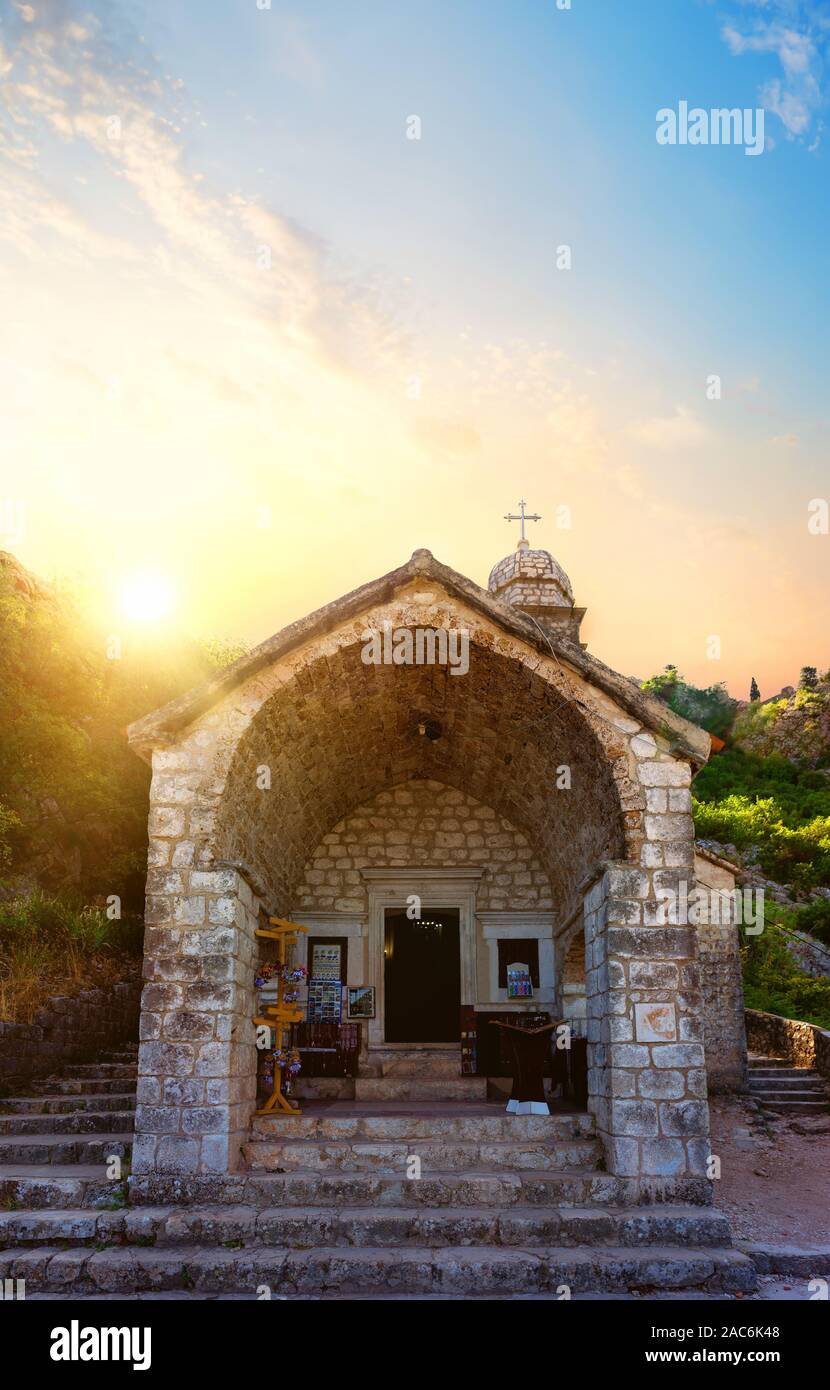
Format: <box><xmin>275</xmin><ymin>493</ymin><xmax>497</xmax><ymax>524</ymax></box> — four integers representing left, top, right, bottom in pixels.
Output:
<box><xmin>127</xmin><ymin>548</ymin><xmax>711</xmax><ymax>767</ymax></box>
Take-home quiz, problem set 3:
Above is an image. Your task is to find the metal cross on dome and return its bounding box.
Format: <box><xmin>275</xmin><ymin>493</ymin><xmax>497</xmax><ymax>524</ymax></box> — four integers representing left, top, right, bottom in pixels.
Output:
<box><xmin>504</xmin><ymin>499</ymin><xmax>541</xmax><ymax>544</ymax></box>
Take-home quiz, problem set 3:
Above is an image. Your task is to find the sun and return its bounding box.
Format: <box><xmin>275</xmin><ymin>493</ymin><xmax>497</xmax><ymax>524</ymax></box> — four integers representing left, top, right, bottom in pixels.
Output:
<box><xmin>120</xmin><ymin>572</ymin><xmax>176</xmax><ymax>623</ymax></box>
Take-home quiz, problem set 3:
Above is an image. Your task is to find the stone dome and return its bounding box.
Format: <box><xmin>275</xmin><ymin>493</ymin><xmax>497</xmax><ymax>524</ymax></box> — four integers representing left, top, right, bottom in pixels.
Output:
<box><xmin>488</xmin><ymin>540</ymin><xmax>574</xmax><ymax>608</ymax></box>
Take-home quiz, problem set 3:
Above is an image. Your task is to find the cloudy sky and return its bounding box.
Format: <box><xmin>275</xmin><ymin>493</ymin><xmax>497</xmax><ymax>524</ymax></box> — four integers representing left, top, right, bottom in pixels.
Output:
<box><xmin>1</xmin><ymin>0</ymin><xmax>829</xmax><ymax>696</ymax></box>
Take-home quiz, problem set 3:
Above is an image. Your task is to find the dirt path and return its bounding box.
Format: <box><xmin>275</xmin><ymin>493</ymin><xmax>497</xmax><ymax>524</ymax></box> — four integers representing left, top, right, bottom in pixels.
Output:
<box><xmin>709</xmin><ymin>1094</ymin><xmax>830</xmax><ymax>1246</ymax></box>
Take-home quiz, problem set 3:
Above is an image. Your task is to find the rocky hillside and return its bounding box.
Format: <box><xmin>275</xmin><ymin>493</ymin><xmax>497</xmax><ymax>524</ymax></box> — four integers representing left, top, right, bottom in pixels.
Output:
<box><xmin>731</xmin><ymin>677</ymin><xmax>830</xmax><ymax>766</ymax></box>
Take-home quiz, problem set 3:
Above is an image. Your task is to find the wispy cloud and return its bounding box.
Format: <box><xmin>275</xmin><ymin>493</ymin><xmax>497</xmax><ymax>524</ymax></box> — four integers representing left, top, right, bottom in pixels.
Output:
<box><xmin>629</xmin><ymin>406</ymin><xmax>710</xmax><ymax>450</ymax></box>
<box><xmin>0</xmin><ymin>1</ymin><xmax>405</xmax><ymax>377</ymax></box>
<box><xmin>721</xmin><ymin>1</ymin><xmax>830</xmax><ymax>146</ymax></box>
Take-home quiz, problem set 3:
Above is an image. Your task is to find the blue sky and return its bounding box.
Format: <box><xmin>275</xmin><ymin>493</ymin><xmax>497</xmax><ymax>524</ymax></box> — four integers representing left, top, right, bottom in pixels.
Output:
<box><xmin>1</xmin><ymin>0</ymin><xmax>829</xmax><ymax>693</ymax></box>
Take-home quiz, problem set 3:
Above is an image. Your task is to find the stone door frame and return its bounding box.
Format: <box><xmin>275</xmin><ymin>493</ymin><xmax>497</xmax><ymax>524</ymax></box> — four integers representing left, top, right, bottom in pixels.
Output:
<box><xmin>361</xmin><ymin>868</ymin><xmax>481</xmax><ymax>1047</ymax></box>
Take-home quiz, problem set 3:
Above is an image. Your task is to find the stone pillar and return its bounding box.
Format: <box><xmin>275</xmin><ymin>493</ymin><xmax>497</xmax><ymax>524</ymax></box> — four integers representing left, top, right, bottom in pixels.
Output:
<box><xmin>694</xmin><ymin>856</ymin><xmax>747</xmax><ymax>1092</ymax></box>
<box><xmin>585</xmin><ymin>858</ymin><xmax>712</xmax><ymax>1199</ymax></box>
<box><xmin>132</xmin><ymin>867</ymin><xmax>259</xmax><ymax>1176</ymax></box>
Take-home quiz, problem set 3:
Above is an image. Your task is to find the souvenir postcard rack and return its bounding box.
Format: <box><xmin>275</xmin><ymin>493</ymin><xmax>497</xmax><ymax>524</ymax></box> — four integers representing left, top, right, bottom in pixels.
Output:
<box><xmin>253</xmin><ymin>916</ymin><xmax>309</xmax><ymax>1116</ymax></box>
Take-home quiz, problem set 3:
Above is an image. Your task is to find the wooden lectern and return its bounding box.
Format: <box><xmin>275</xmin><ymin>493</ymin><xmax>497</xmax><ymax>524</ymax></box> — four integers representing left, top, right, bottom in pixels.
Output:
<box><xmin>489</xmin><ymin>1018</ymin><xmax>559</xmax><ymax>1116</ymax></box>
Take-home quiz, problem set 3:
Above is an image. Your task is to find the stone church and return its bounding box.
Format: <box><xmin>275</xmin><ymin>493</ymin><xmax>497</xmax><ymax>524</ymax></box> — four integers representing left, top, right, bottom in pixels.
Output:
<box><xmin>126</xmin><ymin>527</ymin><xmax>750</xmax><ymax>1289</ymax></box>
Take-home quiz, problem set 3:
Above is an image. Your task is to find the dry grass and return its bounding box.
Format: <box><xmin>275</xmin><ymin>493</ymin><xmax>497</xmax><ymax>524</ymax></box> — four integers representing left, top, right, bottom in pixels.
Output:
<box><xmin>0</xmin><ymin>892</ymin><xmax>142</xmax><ymax>1024</ymax></box>
<box><xmin>0</xmin><ymin>949</ymin><xmax>138</xmax><ymax>1024</ymax></box>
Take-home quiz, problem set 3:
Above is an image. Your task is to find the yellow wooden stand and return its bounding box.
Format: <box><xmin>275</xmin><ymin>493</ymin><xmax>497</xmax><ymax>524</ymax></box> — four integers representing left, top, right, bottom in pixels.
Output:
<box><xmin>254</xmin><ymin>916</ymin><xmax>309</xmax><ymax>1116</ymax></box>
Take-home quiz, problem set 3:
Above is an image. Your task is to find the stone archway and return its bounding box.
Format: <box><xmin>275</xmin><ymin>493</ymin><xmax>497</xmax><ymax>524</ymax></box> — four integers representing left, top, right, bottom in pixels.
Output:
<box><xmin>130</xmin><ymin>572</ymin><xmax>712</xmax><ymax>1196</ymax></box>
<box><xmin>211</xmin><ymin>634</ymin><xmax>629</xmax><ymax>923</ymax></box>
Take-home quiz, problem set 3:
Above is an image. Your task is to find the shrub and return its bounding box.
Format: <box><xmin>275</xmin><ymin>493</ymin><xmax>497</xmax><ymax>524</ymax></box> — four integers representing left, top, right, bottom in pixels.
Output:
<box><xmin>741</xmin><ymin>918</ymin><xmax>830</xmax><ymax>1030</ymax></box>
<box><xmin>692</xmin><ymin>793</ymin><xmax>830</xmax><ymax>887</ymax></box>
<box><xmin>0</xmin><ymin>803</ymin><xmax>21</xmax><ymax>871</ymax></box>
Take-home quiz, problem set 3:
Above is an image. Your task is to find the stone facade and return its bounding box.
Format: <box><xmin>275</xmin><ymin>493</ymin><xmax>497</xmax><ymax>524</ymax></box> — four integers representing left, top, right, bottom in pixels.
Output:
<box><xmin>127</xmin><ymin>547</ymin><xmax>717</xmax><ymax>1187</ymax></box>
<box><xmin>295</xmin><ymin>779</ymin><xmax>553</xmax><ymax>915</ymax></box>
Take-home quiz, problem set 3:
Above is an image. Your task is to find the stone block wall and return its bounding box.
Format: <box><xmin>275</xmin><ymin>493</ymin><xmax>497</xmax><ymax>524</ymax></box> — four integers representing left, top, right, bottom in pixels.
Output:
<box><xmin>132</xmin><ymin>868</ymin><xmax>260</xmax><ymax>1176</ymax></box>
<box><xmin>294</xmin><ymin>778</ymin><xmax>552</xmax><ymax>915</ymax></box>
<box><xmin>0</xmin><ymin>975</ymin><xmax>141</xmax><ymax>1094</ymax></box>
<box><xmin>693</xmin><ymin>852</ymin><xmax>747</xmax><ymax>1092</ymax></box>
<box><xmin>585</xmin><ymin>856</ymin><xmax>712</xmax><ymax>1198</ymax></box>
<box><xmin>559</xmin><ymin>925</ymin><xmax>587</xmax><ymax>1028</ymax></box>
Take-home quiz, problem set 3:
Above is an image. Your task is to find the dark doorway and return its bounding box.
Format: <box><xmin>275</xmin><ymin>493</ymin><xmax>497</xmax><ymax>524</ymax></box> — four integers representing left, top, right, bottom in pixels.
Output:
<box><xmin>384</xmin><ymin>909</ymin><xmax>461</xmax><ymax>1042</ymax></box>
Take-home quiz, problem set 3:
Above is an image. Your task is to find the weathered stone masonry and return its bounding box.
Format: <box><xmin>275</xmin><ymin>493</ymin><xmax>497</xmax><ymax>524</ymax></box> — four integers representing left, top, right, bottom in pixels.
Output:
<box><xmin>133</xmin><ymin>869</ymin><xmax>260</xmax><ymax>1176</ymax></box>
<box><xmin>127</xmin><ymin>547</ymin><xmax>715</xmax><ymax>1190</ymax></box>
<box><xmin>0</xmin><ymin>974</ymin><xmax>141</xmax><ymax>1095</ymax></box>
<box><xmin>295</xmin><ymin>779</ymin><xmax>553</xmax><ymax>915</ymax></box>
<box><xmin>693</xmin><ymin>851</ymin><xmax>748</xmax><ymax>1093</ymax></box>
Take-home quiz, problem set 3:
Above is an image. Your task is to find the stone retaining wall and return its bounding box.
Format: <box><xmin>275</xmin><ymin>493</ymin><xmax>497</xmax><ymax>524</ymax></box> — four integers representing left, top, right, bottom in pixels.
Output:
<box><xmin>745</xmin><ymin>1008</ymin><xmax>830</xmax><ymax>1078</ymax></box>
<box><xmin>0</xmin><ymin>974</ymin><xmax>142</xmax><ymax>1094</ymax></box>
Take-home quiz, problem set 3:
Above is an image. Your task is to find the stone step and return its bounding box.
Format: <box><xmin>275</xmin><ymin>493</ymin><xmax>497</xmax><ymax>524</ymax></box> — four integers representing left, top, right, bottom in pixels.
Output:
<box><xmin>353</xmin><ymin>1078</ymin><xmax>488</xmax><ymax>1102</ymax></box>
<box><xmin>0</xmin><ymin>1134</ymin><xmax>132</xmax><ymax>1166</ymax></box>
<box><xmin>134</xmin><ymin>1169</ymin><xmax>631</xmax><ymax>1209</ymax></box>
<box><xmin>62</xmin><ymin>1064</ymin><xmax>137</xmax><ymax>1080</ymax></box>
<box><xmin>0</xmin><ymin>1203</ymin><xmax>732</xmax><ymax>1250</ymax></box>
<box><xmin>757</xmin><ymin>1099</ymin><xmax>829</xmax><ymax>1113</ymax></box>
<box><xmin>366</xmin><ymin>1050</ymin><xmax>462</xmax><ymax>1078</ymax></box>
<box><xmin>3</xmin><ymin>1166</ymin><xmax>628</xmax><ymax>1212</ymax></box>
<box><xmin>29</xmin><ymin>1078</ymin><xmax>137</xmax><ymax>1097</ymax></box>
<box><xmin>748</xmin><ymin>1067</ymin><xmax>818</xmax><ymax>1080</ymax></box>
<box><xmin>294</xmin><ymin>1074</ymin><xmax>484</xmax><ymax>1098</ymax></box>
<box><xmin>747</xmin><ymin>1056</ymin><xmax>792</xmax><ymax>1067</ymax></box>
<box><xmin>0</xmin><ymin>1243</ymin><xmax>756</xmax><ymax>1296</ymax></box>
<box><xmin>750</xmin><ymin>1085</ymin><xmax>827</xmax><ymax>1100</ymax></box>
<box><xmin>250</xmin><ymin>1111</ymin><xmax>594</xmax><ymax>1143</ymax></box>
<box><xmin>0</xmin><ymin>1094</ymin><xmax>136</xmax><ymax>1117</ymax></box>
<box><xmin>0</xmin><ymin>1111</ymin><xmax>136</xmax><ymax>1137</ymax></box>
<box><xmin>292</xmin><ymin>1079</ymin><xmax>356</xmax><ymax>1100</ymax></box>
<box><xmin>0</xmin><ymin>1168</ymin><xmax>126</xmax><ymax>1211</ymax></box>
<box><xmin>749</xmin><ymin>1075</ymin><xmax>824</xmax><ymax>1091</ymax></box>
<box><xmin>242</xmin><ymin>1136</ymin><xmax>602</xmax><ymax>1174</ymax></box>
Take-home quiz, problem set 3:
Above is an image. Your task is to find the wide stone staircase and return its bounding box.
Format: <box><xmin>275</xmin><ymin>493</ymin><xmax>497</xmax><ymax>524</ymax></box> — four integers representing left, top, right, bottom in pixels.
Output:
<box><xmin>748</xmin><ymin>1055</ymin><xmax>830</xmax><ymax>1115</ymax></box>
<box><xmin>0</xmin><ymin>1044</ymin><xmax>758</xmax><ymax>1298</ymax></box>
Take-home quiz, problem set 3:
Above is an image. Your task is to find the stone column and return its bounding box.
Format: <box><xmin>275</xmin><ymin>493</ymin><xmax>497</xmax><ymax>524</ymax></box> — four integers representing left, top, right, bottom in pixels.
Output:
<box><xmin>132</xmin><ymin>866</ymin><xmax>259</xmax><ymax>1177</ymax></box>
<box><xmin>585</xmin><ymin>856</ymin><xmax>712</xmax><ymax>1200</ymax></box>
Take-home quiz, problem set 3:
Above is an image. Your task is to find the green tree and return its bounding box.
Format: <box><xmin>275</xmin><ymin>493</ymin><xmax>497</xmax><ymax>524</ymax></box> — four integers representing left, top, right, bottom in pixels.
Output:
<box><xmin>799</xmin><ymin>665</ymin><xmax>818</xmax><ymax>690</ymax></box>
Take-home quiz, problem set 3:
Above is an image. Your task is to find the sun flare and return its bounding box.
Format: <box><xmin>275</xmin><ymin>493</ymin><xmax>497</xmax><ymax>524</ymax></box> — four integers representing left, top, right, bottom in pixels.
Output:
<box><xmin>120</xmin><ymin>572</ymin><xmax>176</xmax><ymax>624</ymax></box>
